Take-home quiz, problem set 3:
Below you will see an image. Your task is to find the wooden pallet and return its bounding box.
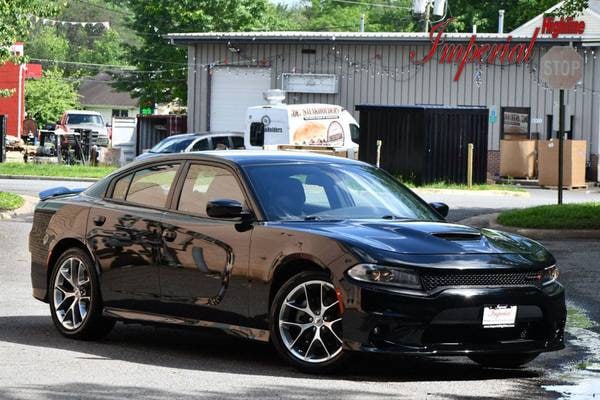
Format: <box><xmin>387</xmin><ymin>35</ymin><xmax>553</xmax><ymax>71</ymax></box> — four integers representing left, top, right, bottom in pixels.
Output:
<box><xmin>541</xmin><ymin>185</ymin><xmax>588</xmax><ymax>191</ymax></box>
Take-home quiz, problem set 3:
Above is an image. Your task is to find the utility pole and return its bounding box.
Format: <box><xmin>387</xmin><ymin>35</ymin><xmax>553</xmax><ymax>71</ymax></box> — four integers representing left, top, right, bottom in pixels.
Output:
<box><xmin>423</xmin><ymin>1</ymin><xmax>430</xmax><ymax>32</ymax></box>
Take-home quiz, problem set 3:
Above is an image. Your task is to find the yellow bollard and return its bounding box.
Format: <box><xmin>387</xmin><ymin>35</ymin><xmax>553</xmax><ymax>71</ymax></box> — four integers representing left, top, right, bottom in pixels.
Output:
<box><xmin>467</xmin><ymin>143</ymin><xmax>474</xmax><ymax>189</ymax></box>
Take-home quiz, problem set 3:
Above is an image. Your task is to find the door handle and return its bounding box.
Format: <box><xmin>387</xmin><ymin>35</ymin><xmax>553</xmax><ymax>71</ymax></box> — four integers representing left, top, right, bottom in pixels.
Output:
<box><xmin>162</xmin><ymin>229</ymin><xmax>177</xmax><ymax>242</ymax></box>
<box><xmin>93</xmin><ymin>215</ymin><xmax>106</xmax><ymax>226</ymax></box>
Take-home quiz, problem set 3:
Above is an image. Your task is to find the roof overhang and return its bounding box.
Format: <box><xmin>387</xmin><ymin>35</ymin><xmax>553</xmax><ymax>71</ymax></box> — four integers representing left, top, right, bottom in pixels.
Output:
<box><xmin>165</xmin><ymin>31</ymin><xmax>599</xmax><ymax>46</ymax></box>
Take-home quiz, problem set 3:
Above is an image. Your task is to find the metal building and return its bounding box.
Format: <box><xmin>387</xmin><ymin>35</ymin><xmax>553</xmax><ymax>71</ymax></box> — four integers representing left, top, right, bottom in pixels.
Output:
<box><xmin>167</xmin><ymin>3</ymin><xmax>600</xmax><ymax>181</ymax></box>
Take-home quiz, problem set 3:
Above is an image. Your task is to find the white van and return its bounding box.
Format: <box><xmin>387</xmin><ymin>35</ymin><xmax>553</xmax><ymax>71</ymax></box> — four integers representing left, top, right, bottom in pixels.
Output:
<box><xmin>244</xmin><ymin>100</ymin><xmax>360</xmax><ymax>157</ymax></box>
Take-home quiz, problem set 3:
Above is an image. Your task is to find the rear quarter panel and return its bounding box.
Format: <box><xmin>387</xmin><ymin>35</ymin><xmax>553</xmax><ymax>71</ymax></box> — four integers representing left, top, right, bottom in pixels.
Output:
<box><xmin>29</xmin><ymin>196</ymin><xmax>92</xmax><ymax>301</ymax></box>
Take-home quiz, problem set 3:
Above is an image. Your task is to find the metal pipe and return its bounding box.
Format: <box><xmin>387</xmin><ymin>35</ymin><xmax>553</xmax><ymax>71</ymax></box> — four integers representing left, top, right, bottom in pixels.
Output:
<box><xmin>376</xmin><ymin>140</ymin><xmax>382</xmax><ymax>168</ymax></box>
<box><xmin>360</xmin><ymin>13</ymin><xmax>365</xmax><ymax>32</ymax></box>
<box><xmin>558</xmin><ymin>89</ymin><xmax>565</xmax><ymax>204</ymax></box>
<box><xmin>498</xmin><ymin>10</ymin><xmax>505</xmax><ymax>34</ymax></box>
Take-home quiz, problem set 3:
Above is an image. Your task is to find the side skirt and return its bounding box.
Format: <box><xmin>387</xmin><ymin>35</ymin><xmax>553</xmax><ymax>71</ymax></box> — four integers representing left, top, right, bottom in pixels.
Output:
<box><xmin>102</xmin><ymin>307</ymin><xmax>270</xmax><ymax>342</ymax></box>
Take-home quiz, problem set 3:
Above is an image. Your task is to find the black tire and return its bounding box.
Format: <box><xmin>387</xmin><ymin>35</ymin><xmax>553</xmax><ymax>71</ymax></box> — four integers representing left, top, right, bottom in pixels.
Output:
<box><xmin>270</xmin><ymin>270</ymin><xmax>350</xmax><ymax>373</ymax></box>
<box><xmin>49</xmin><ymin>247</ymin><xmax>115</xmax><ymax>340</ymax></box>
<box><xmin>468</xmin><ymin>353</ymin><xmax>540</xmax><ymax>368</ymax></box>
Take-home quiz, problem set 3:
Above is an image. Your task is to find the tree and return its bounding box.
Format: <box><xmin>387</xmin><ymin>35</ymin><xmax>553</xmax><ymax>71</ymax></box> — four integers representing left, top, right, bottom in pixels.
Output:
<box><xmin>25</xmin><ymin>69</ymin><xmax>80</xmax><ymax>126</ymax></box>
<box><xmin>299</xmin><ymin>0</ymin><xmax>415</xmax><ymax>32</ymax></box>
<box><xmin>76</xmin><ymin>30</ymin><xmax>127</xmax><ymax>66</ymax></box>
<box><xmin>25</xmin><ymin>27</ymin><xmax>70</xmax><ymax>63</ymax></box>
<box><xmin>117</xmin><ymin>0</ymin><xmax>281</xmax><ymax>105</ymax></box>
<box><xmin>448</xmin><ymin>0</ymin><xmax>589</xmax><ymax>33</ymax></box>
<box><xmin>0</xmin><ymin>0</ymin><xmax>58</xmax><ymax>96</ymax></box>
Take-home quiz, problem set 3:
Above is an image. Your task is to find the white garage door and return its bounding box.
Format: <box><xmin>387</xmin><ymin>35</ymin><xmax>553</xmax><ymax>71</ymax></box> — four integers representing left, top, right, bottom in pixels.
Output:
<box><xmin>210</xmin><ymin>67</ymin><xmax>271</xmax><ymax>132</ymax></box>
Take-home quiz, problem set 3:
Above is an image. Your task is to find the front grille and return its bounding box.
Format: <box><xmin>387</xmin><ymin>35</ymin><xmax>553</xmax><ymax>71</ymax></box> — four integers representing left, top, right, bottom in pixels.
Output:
<box><xmin>421</xmin><ymin>270</ymin><xmax>544</xmax><ymax>292</ymax></box>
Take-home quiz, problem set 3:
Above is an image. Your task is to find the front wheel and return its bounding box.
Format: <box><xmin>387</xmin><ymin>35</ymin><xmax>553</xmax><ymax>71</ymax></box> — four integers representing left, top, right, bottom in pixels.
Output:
<box><xmin>270</xmin><ymin>271</ymin><xmax>349</xmax><ymax>373</ymax></box>
<box><xmin>468</xmin><ymin>353</ymin><xmax>540</xmax><ymax>368</ymax></box>
<box><xmin>49</xmin><ymin>248</ymin><xmax>115</xmax><ymax>340</ymax></box>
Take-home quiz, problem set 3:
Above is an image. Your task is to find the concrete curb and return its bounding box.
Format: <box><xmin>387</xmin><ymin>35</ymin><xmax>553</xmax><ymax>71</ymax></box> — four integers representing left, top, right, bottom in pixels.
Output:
<box><xmin>0</xmin><ymin>174</ymin><xmax>99</xmax><ymax>182</ymax></box>
<box><xmin>413</xmin><ymin>188</ymin><xmax>530</xmax><ymax>197</ymax></box>
<box><xmin>0</xmin><ymin>195</ymin><xmax>38</xmax><ymax>220</ymax></box>
<box><xmin>458</xmin><ymin>212</ymin><xmax>600</xmax><ymax>240</ymax></box>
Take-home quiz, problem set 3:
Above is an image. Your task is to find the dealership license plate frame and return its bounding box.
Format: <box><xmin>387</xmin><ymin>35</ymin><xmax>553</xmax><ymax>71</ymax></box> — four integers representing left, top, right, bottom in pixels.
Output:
<box><xmin>482</xmin><ymin>305</ymin><xmax>517</xmax><ymax>328</ymax></box>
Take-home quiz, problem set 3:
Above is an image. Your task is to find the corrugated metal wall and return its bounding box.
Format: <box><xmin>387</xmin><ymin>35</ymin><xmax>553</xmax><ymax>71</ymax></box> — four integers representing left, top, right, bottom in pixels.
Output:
<box><xmin>187</xmin><ymin>42</ymin><xmax>600</xmax><ymax>157</ymax></box>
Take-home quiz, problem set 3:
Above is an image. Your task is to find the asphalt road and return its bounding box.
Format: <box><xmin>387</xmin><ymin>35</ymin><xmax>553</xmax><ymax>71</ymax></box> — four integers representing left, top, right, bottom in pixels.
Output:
<box><xmin>0</xmin><ymin>186</ymin><xmax>599</xmax><ymax>398</ymax></box>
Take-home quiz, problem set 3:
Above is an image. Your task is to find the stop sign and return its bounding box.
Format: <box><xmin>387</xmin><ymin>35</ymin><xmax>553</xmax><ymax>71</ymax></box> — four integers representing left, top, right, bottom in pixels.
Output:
<box><xmin>540</xmin><ymin>46</ymin><xmax>583</xmax><ymax>90</ymax></box>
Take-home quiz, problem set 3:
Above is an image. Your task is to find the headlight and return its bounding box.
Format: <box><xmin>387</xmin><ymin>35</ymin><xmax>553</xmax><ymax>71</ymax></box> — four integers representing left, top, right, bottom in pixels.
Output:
<box><xmin>346</xmin><ymin>264</ymin><xmax>422</xmax><ymax>290</ymax></box>
<box><xmin>541</xmin><ymin>265</ymin><xmax>559</xmax><ymax>284</ymax></box>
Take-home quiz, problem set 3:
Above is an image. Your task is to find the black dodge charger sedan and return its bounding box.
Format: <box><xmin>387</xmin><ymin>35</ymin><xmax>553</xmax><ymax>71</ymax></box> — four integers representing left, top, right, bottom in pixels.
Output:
<box><xmin>30</xmin><ymin>151</ymin><xmax>565</xmax><ymax>372</ymax></box>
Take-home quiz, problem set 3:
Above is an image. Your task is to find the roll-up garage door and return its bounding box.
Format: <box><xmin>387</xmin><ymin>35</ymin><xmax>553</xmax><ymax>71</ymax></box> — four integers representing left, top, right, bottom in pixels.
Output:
<box><xmin>209</xmin><ymin>68</ymin><xmax>271</xmax><ymax>132</ymax></box>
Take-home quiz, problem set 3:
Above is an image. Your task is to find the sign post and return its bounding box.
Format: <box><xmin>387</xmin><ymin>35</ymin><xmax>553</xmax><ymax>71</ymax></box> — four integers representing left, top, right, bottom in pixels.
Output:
<box><xmin>539</xmin><ymin>46</ymin><xmax>583</xmax><ymax>205</ymax></box>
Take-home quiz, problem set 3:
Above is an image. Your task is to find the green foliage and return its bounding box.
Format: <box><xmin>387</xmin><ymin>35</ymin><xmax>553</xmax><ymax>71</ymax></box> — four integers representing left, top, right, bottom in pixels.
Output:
<box><xmin>25</xmin><ymin>27</ymin><xmax>70</xmax><ymax>62</ymax></box>
<box><xmin>0</xmin><ymin>192</ymin><xmax>25</xmax><ymax>211</ymax></box>
<box><xmin>498</xmin><ymin>202</ymin><xmax>600</xmax><ymax>229</ymax></box>
<box><xmin>25</xmin><ymin>69</ymin><xmax>80</xmax><ymax>126</ymax></box>
<box><xmin>76</xmin><ymin>30</ymin><xmax>127</xmax><ymax>66</ymax></box>
<box><xmin>117</xmin><ymin>0</ymin><xmax>280</xmax><ymax>104</ymax></box>
<box><xmin>556</xmin><ymin>0</ymin><xmax>590</xmax><ymax>17</ymax></box>
<box><xmin>0</xmin><ymin>0</ymin><xmax>58</xmax><ymax>64</ymax></box>
<box><xmin>447</xmin><ymin>0</ymin><xmax>588</xmax><ymax>32</ymax></box>
<box><xmin>277</xmin><ymin>0</ymin><xmax>416</xmax><ymax>32</ymax></box>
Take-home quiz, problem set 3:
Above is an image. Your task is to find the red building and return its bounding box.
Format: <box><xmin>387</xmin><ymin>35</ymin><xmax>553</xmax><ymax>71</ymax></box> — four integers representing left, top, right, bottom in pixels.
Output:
<box><xmin>0</xmin><ymin>43</ymin><xmax>42</xmax><ymax>137</ymax></box>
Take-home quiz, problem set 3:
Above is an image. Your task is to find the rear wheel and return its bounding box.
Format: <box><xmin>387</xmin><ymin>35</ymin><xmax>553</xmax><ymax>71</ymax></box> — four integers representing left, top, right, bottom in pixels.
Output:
<box><xmin>270</xmin><ymin>271</ymin><xmax>348</xmax><ymax>373</ymax></box>
<box><xmin>49</xmin><ymin>248</ymin><xmax>115</xmax><ymax>340</ymax></box>
<box><xmin>468</xmin><ymin>353</ymin><xmax>540</xmax><ymax>368</ymax></box>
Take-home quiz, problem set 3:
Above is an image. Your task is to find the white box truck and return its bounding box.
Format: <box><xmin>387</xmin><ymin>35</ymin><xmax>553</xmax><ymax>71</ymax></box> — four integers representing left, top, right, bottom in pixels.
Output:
<box><xmin>244</xmin><ymin>91</ymin><xmax>359</xmax><ymax>158</ymax></box>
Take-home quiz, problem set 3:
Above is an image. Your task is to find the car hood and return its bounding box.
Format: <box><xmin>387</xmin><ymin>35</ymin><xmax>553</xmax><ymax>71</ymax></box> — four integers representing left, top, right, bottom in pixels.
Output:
<box><xmin>272</xmin><ymin>220</ymin><xmax>551</xmax><ymax>260</ymax></box>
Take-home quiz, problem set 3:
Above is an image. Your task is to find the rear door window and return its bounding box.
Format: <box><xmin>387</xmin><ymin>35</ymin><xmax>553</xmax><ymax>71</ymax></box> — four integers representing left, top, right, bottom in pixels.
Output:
<box><xmin>119</xmin><ymin>164</ymin><xmax>180</xmax><ymax>208</ymax></box>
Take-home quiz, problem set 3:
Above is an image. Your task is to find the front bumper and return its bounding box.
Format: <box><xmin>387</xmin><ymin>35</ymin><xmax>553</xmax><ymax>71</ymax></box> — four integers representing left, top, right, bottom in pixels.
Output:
<box><xmin>341</xmin><ymin>281</ymin><xmax>566</xmax><ymax>356</ymax></box>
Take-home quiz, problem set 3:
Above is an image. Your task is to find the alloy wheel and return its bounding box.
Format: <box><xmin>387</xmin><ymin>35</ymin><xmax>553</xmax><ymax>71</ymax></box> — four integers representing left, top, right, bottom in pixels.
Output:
<box><xmin>278</xmin><ymin>280</ymin><xmax>343</xmax><ymax>364</ymax></box>
<box><xmin>53</xmin><ymin>257</ymin><xmax>92</xmax><ymax>330</ymax></box>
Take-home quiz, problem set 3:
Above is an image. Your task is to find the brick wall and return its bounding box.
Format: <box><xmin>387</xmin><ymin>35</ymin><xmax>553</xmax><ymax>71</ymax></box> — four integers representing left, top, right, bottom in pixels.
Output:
<box><xmin>487</xmin><ymin>150</ymin><xmax>501</xmax><ymax>178</ymax></box>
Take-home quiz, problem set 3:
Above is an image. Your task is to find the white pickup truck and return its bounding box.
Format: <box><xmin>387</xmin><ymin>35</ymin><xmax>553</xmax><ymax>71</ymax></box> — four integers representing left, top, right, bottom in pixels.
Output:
<box><xmin>55</xmin><ymin>110</ymin><xmax>110</xmax><ymax>147</ymax></box>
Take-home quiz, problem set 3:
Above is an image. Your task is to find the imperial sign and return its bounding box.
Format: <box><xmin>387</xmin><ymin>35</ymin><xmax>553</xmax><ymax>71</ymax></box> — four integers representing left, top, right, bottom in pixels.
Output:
<box><xmin>411</xmin><ymin>16</ymin><xmax>586</xmax><ymax>81</ymax></box>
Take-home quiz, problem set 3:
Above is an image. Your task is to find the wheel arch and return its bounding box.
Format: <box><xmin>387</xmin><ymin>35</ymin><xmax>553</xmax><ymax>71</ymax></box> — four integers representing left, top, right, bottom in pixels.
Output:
<box><xmin>268</xmin><ymin>255</ymin><xmax>331</xmax><ymax>310</ymax></box>
<box><xmin>46</xmin><ymin>237</ymin><xmax>96</xmax><ymax>296</ymax></box>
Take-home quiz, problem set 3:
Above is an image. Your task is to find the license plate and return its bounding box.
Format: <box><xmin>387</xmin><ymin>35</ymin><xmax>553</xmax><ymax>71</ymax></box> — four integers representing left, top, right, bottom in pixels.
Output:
<box><xmin>482</xmin><ymin>305</ymin><xmax>517</xmax><ymax>328</ymax></box>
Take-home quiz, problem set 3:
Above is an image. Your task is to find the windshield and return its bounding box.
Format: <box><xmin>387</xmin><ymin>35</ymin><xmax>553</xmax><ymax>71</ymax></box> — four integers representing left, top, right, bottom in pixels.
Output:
<box><xmin>149</xmin><ymin>136</ymin><xmax>195</xmax><ymax>153</ymax></box>
<box><xmin>67</xmin><ymin>114</ymin><xmax>103</xmax><ymax>125</ymax></box>
<box><xmin>244</xmin><ymin>163</ymin><xmax>441</xmax><ymax>222</ymax></box>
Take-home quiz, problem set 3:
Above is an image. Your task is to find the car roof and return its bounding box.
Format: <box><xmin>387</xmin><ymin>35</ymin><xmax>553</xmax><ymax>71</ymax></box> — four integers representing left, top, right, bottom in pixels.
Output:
<box><xmin>129</xmin><ymin>150</ymin><xmax>365</xmax><ymax>168</ymax></box>
<box><xmin>158</xmin><ymin>132</ymin><xmax>243</xmax><ymax>141</ymax></box>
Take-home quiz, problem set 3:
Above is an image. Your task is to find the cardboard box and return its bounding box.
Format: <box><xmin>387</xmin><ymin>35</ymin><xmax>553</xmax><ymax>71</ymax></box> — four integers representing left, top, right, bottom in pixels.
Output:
<box><xmin>500</xmin><ymin>140</ymin><xmax>537</xmax><ymax>178</ymax></box>
<box><xmin>538</xmin><ymin>140</ymin><xmax>587</xmax><ymax>187</ymax></box>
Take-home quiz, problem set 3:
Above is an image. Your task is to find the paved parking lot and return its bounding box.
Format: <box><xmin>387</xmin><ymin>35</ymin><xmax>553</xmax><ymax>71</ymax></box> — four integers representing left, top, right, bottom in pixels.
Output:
<box><xmin>0</xmin><ymin>179</ymin><xmax>598</xmax><ymax>399</ymax></box>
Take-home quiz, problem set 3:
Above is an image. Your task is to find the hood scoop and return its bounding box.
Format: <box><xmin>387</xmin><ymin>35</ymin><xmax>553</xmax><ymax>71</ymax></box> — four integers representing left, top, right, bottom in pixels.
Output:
<box><xmin>431</xmin><ymin>231</ymin><xmax>482</xmax><ymax>241</ymax></box>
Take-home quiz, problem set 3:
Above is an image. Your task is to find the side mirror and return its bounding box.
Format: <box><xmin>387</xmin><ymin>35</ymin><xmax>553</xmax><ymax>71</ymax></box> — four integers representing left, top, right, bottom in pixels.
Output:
<box><xmin>429</xmin><ymin>202</ymin><xmax>449</xmax><ymax>218</ymax></box>
<box><xmin>206</xmin><ymin>199</ymin><xmax>243</xmax><ymax>219</ymax></box>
